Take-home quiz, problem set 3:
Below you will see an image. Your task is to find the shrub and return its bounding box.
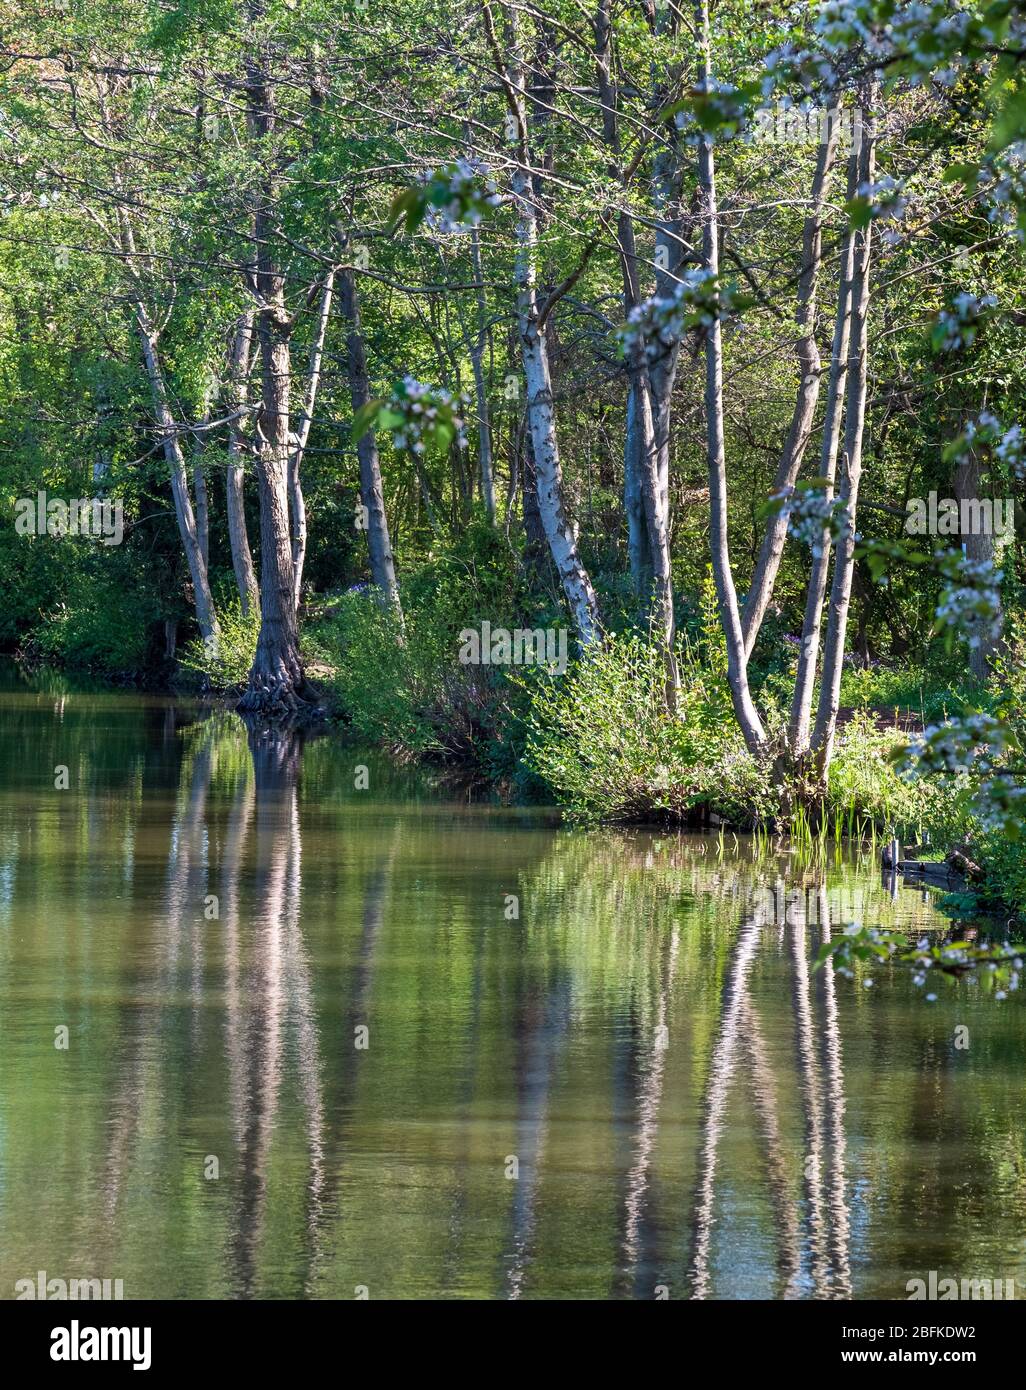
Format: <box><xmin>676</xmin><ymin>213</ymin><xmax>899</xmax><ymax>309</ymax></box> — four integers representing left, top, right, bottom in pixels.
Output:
<box><xmin>28</xmin><ymin>569</ymin><xmax>153</xmax><ymax>675</ymax></box>
<box><xmin>179</xmin><ymin>591</ymin><xmax>260</xmax><ymax>691</ymax></box>
<box><xmin>318</xmin><ymin>582</ymin><xmax>533</xmax><ymax>773</ymax></box>
<box><xmin>825</xmin><ymin>710</ymin><xmax>941</xmax><ymax>841</ymax></box>
<box><xmin>521</xmin><ymin>632</ymin><xmax>773</xmax><ymax>824</ymax></box>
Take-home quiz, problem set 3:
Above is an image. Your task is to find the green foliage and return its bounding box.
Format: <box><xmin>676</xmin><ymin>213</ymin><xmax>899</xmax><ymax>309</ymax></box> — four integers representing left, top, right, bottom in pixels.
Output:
<box><xmin>816</xmin><ymin>923</ymin><xmax>1023</xmax><ymax>1001</ymax></box>
<box><xmin>317</xmin><ymin>525</ymin><xmax>544</xmax><ymax>774</ymax></box>
<box><xmin>27</xmin><ymin>568</ymin><xmax>154</xmax><ymax>675</ymax></box>
<box><xmin>838</xmin><ymin>660</ymin><xmax>990</xmax><ymax>726</ymax></box>
<box><xmin>522</xmin><ymin>632</ymin><xmax>773</xmax><ymax>824</ymax></box>
<box><xmin>973</xmin><ymin>830</ymin><xmax>1026</xmax><ymax>918</ymax></box>
<box><xmin>179</xmin><ymin>592</ymin><xmax>260</xmax><ymax>691</ymax></box>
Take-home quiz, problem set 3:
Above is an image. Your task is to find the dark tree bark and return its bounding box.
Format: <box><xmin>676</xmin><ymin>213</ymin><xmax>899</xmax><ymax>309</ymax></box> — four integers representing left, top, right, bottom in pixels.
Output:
<box><xmin>238</xmin><ymin>3</ymin><xmax>311</xmax><ymax>716</ymax></box>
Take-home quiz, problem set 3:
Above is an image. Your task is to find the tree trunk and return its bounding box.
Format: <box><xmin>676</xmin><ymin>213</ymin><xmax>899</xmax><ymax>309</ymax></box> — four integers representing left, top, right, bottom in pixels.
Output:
<box><xmin>647</xmin><ymin>2</ymin><xmax>685</xmax><ymax>572</ymax></box>
<box><xmin>339</xmin><ymin>266</ymin><xmax>402</xmax><ymax>614</ymax></box>
<box><xmin>595</xmin><ymin>0</ymin><xmax>676</xmax><ymax>693</ymax></box>
<box><xmin>624</xmin><ymin>381</ymin><xmax>652</xmax><ymax>596</ymax></box>
<box><xmin>742</xmin><ymin>129</ymin><xmax>839</xmax><ymax>657</ymax></box>
<box><xmin>115</xmin><ymin>202</ymin><xmax>218</xmax><ymax>643</ymax></box>
<box><xmin>135</xmin><ymin>307</ymin><xmax>219</xmax><ymax>643</ymax></box>
<box><xmin>226</xmin><ymin>309</ymin><xmax>260</xmax><ymax>618</ymax></box>
<box><xmin>496</xmin><ymin>5</ymin><xmax>601</xmax><ymax>647</ymax></box>
<box><xmin>469</xmin><ymin>225</ymin><xmax>496</xmax><ymax>522</ymax></box>
<box><xmin>238</xmin><ymin>2</ymin><xmax>309</xmax><ymax>716</ymax></box>
<box><xmin>193</xmin><ymin>409</ymin><xmax>210</xmax><ymax>572</ymax></box>
<box><xmin>516</xmin><ymin>253</ymin><xmax>602</xmax><ymax>647</ymax></box>
<box><xmin>788</xmin><ymin>149</ymin><xmax>861</xmax><ymax>753</ymax></box>
<box><xmin>289</xmin><ymin>268</ymin><xmax>336</xmax><ymax>612</ymax></box>
<box><xmin>632</xmin><ymin>349</ymin><xmax>679</xmax><ymax>700</ymax></box>
<box><xmin>811</xmin><ymin>97</ymin><xmax>878</xmax><ymax>773</ymax></box>
<box><xmin>694</xmin><ymin>0</ymin><xmax>764</xmax><ymax>752</ymax></box>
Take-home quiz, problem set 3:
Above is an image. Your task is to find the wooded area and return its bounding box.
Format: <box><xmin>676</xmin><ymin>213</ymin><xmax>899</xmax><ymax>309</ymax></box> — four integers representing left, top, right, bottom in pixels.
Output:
<box><xmin>2</xmin><ymin>0</ymin><xmax>1025</xmax><ymax>907</ymax></box>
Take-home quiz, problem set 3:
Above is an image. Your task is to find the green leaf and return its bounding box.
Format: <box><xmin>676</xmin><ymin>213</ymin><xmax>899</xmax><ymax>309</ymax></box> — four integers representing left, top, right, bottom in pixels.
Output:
<box><xmin>943</xmin><ymin>163</ymin><xmax>980</xmax><ymax>189</ymax></box>
<box><xmin>387</xmin><ymin>186</ymin><xmax>426</xmax><ymax>234</ymax></box>
<box><xmin>350</xmin><ymin>399</ymin><xmax>383</xmax><ymax>444</ymax></box>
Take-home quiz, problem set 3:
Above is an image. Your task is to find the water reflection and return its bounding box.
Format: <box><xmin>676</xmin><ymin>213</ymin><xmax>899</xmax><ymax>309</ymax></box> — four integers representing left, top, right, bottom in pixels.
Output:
<box><xmin>0</xmin><ymin>682</ymin><xmax>1024</xmax><ymax>1300</ymax></box>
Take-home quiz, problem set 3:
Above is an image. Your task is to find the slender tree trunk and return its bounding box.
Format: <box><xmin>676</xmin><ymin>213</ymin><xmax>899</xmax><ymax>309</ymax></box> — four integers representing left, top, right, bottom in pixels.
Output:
<box><xmin>647</xmin><ymin>1</ymin><xmax>685</xmax><ymax>562</ymax></box>
<box><xmin>694</xmin><ymin>0</ymin><xmax>764</xmax><ymax>751</ymax></box>
<box><xmin>595</xmin><ymin>0</ymin><xmax>676</xmax><ymax>694</ymax></box>
<box><xmin>624</xmin><ymin>382</ymin><xmax>652</xmax><ymax>595</ymax></box>
<box><xmin>289</xmin><ymin>268</ymin><xmax>336</xmax><ymax>611</ymax></box>
<box><xmin>632</xmin><ymin>348</ymin><xmax>679</xmax><ymax>699</ymax></box>
<box><xmin>238</xmin><ymin>2</ymin><xmax>309</xmax><ymax>715</ymax></box>
<box><xmin>811</xmin><ymin>99</ymin><xmax>878</xmax><ymax>772</ymax></box>
<box><xmin>515</xmin><ymin>217</ymin><xmax>602</xmax><ymax>647</ymax></box>
<box><xmin>339</xmin><ymin>266</ymin><xmax>402</xmax><ymax>614</ymax></box>
<box><xmin>788</xmin><ymin>148</ymin><xmax>860</xmax><ymax>753</ymax></box>
<box><xmin>226</xmin><ymin>309</ymin><xmax>260</xmax><ymax>618</ymax></box>
<box><xmin>114</xmin><ymin>203</ymin><xmax>218</xmax><ymax>643</ymax></box>
<box><xmin>135</xmin><ymin>307</ymin><xmax>219</xmax><ymax>643</ymax></box>
<box><xmin>624</xmin><ymin>29</ymin><xmax>684</xmax><ymax>609</ymax></box>
<box><xmin>193</xmin><ymin>408</ymin><xmax>210</xmax><ymax>572</ymax></box>
<box><xmin>491</xmin><ymin>1</ymin><xmax>601</xmax><ymax>646</ymax></box>
<box><xmin>597</xmin><ymin>0</ymin><xmax>649</xmax><ymax>600</ymax></box>
<box><xmin>742</xmin><ymin>129</ymin><xmax>839</xmax><ymax>656</ymax></box>
<box><xmin>469</xmin><ymin>226</ymin><xmax>496</xmax><ymax>522</ymax></box>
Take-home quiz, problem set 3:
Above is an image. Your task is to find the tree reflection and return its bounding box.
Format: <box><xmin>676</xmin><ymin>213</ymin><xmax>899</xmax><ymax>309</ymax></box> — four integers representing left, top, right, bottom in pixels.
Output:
<box><xmin>9</xmin><ymin>702</ymin><xmax>1008</xmax><ymax>1301</ymax></box>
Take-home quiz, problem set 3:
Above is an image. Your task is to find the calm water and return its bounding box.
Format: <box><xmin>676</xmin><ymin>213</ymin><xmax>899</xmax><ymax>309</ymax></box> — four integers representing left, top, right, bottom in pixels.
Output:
<box><xmin>1</xmin><ymin>667</ymin><xmax>1024</xmax><ymax>1301</ymax></box>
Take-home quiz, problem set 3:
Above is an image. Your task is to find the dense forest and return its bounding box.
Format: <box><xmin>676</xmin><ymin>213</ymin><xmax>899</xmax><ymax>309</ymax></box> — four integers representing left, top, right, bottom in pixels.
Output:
<box><xmin>2</xmin><ymin>0</ymin><xmax>1025</xmax><ymax>909</ymax></box>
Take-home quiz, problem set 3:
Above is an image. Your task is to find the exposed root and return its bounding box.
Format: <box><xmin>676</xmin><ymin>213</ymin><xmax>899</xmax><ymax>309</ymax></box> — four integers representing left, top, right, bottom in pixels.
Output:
<box><xmin>236</xmin><ymin>656</ymin><xmax>324</xmax><ymax>728</ymax></box>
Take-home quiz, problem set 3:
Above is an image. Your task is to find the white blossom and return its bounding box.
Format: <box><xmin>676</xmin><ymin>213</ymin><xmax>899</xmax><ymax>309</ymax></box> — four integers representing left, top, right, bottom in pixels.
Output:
<box><xmin>618</xmin><ymin>269</ymin><xmax>744</xmax><ymax>358</ymax></box>
<box><xmin>934</xmin><ymin>553</ymin><xmax>1003</xmax><ymax>650</ymax></box>
<box><xmin>770</xmin><ymin>486</ymin><xmax>847</xmax><ymax>558</ymax></box>
<box><xmin>933</xmin><ymin>292</ymin><xmax>996</xmax><ymax>352</ymax></box>
<box><xmin>383</xmin><ymin>375</ymin><xmax>469</xmax><ymax>454</ymax></box>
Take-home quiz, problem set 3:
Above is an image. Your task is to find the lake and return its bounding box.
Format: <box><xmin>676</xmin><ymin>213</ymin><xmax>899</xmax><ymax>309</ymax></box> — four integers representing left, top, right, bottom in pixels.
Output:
<box><xmin>1</xmin><ymin>667</ymin><xmax>1023</xmax><ymax>1300</ymax></box>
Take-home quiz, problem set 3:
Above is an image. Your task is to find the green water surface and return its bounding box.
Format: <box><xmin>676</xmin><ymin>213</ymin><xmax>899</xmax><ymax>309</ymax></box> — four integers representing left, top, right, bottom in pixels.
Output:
<box><xmin>1</xmin><ymin>667</ymin><xmax>1023</xmax><ymax>1300</ymax></box>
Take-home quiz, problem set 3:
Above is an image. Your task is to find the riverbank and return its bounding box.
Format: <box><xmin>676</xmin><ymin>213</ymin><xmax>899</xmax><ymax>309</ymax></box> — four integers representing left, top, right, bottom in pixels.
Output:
<box><xmin>5</xmin><ymin>625</ymin><xmax>1022</xmax><ymax>922</ymax></box>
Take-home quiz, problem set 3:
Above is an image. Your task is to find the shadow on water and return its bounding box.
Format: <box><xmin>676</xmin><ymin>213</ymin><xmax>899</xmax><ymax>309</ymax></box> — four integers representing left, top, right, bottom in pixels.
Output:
<box><xmin>1</xmin><ymin>680</ymin><xmax>1024</xmax><ymax>1300</ymax></box>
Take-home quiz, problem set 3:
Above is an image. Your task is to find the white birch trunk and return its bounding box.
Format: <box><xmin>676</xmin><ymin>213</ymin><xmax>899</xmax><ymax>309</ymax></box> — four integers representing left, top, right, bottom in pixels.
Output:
<box><xmin>505</xmin><ymin>14</ymin><xmax>601</xmax><ymax>647</ymax></box>
<box><xmin>289</xmin><ymin>268</ymin><xmax>335</xmax><ymax>612</ymax></box>
<box><xmin>694</xmin><ymin>0</ymin><xmax>764</xmax><ymax>751</ymax></box>
<box><xmin>787</xmin><ymin>148</ymin><xmax>860</xmax><ymax>753</ymax></box>
<box><xmin>811</xmin><ymin>101</ymin><xmax>878</xmax><ymax>771</ymax></box>
<box><xmin>339</xmin><ymin>266</ymin><xmax>402</xmax><ymax>616</ymax></box>
<box><xmin>742</xmin><ymin>129</ymin><xmax>838</xmax><ymax>656</ymax></box>
<box><xmin>226</xmin><ymin>309</ymin><xmax>260</xmax><ymax>619</ymax></box>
